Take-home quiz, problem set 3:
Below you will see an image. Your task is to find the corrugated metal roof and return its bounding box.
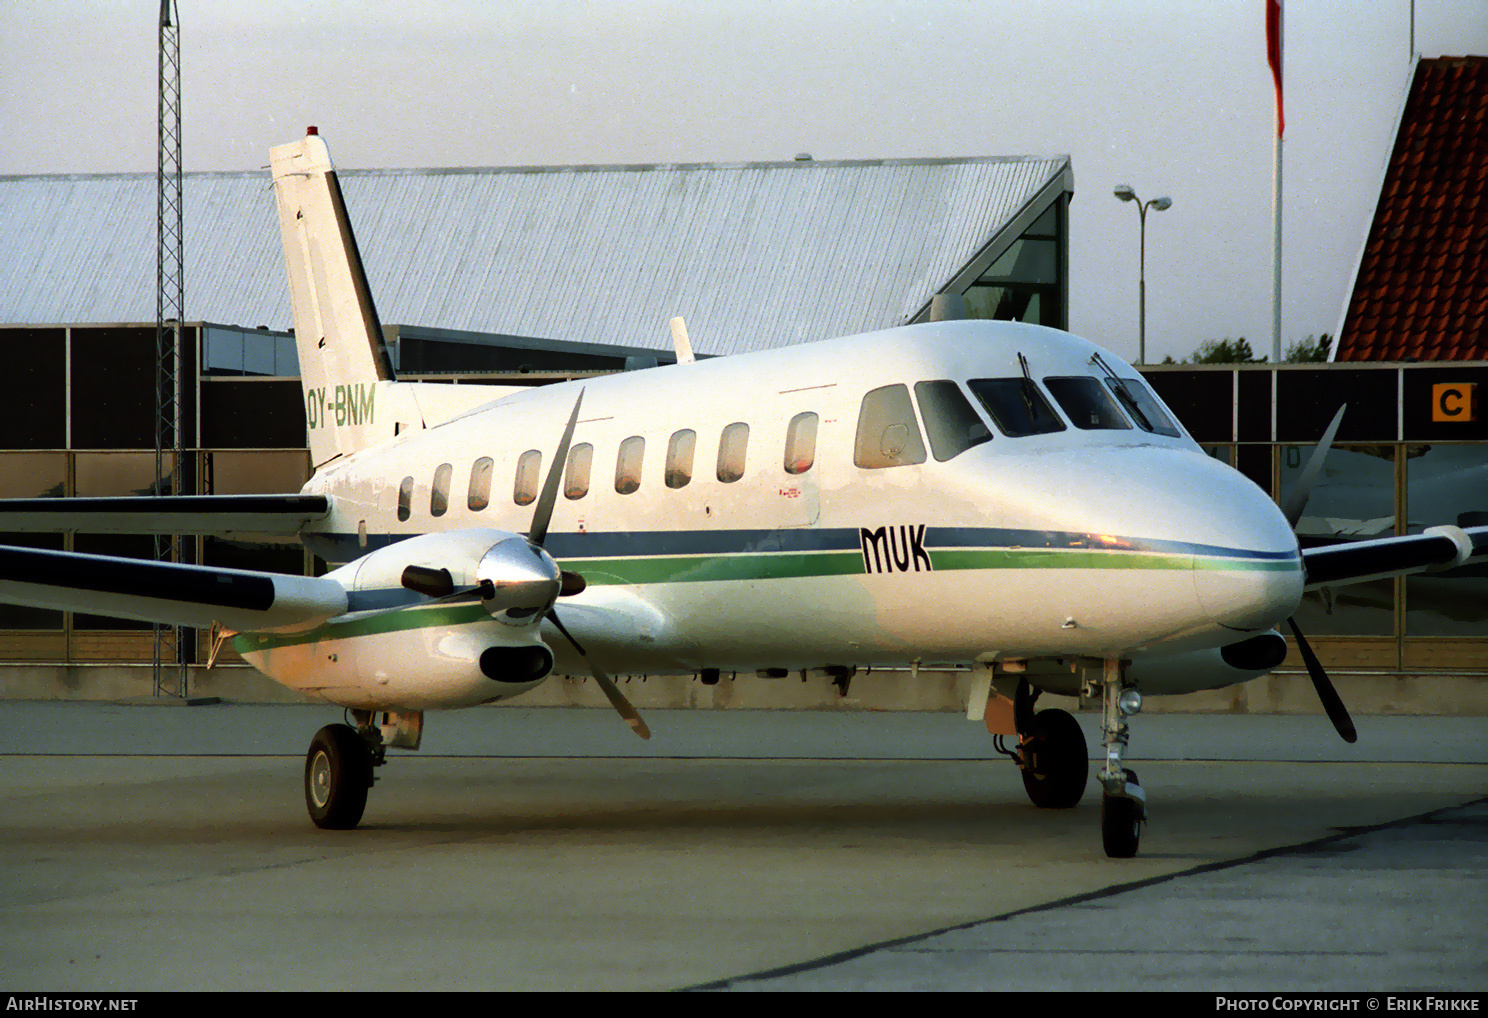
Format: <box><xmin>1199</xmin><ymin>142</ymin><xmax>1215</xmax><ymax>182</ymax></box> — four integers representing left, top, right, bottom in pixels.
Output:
<box><xmin>1336</xmin><ymin>56</ymin><xmax>1488</xmax><ymax>362</ymax></box>
<box><xmin>0</xmin><ymin>155</ymin><xmax>1069</xmax><ymax>356</ymax></box>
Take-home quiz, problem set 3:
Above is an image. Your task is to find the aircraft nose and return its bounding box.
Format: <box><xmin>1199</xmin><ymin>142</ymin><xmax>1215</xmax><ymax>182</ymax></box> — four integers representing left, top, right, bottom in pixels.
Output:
<box><xmin>1036</xmin><ymin>445</ymin><xmax>1302</xmax><ymax>632</ymax></box>
<box><xmin>1194</xmin><ymin>552</ymin><xmax>1303</xmax><ymax>631</ymax></box>
<box><xmin>1186</xmin><ymin>466</ymin><xmax>1303</xmax><ymax>631</ymax></box>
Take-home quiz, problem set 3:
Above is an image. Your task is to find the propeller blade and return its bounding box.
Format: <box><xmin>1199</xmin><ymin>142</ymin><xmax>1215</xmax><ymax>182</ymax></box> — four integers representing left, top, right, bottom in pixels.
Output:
<box><xmin>1286</xmin><ymin>616</ymin><xmax>1357</xmax><ymax>744</ymax></box>
<box><xmin>1282</xmin><ymin>404</ymin><xmax>1346</xmax><ymax>529</ymax></box>
<box><xmin>547</xmin><ymin>607</ymin><xmax>651</xmax><ymax>740</ymax></box>
<box><xmin>528</xmin><ymin>391</ymin><xmax>585</xmax><ymax>548</ymax></box>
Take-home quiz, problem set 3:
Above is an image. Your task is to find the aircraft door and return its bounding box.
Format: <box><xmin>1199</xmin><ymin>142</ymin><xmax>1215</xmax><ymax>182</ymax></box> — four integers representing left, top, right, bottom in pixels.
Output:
<box><xmin>779</xmin><ymin>410</ymin><xmax>822</xmax><ymax>528</ymax></box>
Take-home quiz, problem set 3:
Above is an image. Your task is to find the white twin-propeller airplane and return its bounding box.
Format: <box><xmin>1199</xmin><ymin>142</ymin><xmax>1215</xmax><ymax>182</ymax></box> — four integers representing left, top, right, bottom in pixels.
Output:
<box><xmin>2</xmin><ymin>130</ymin><xmax>1483</xmax><ymax>856</ymax></box>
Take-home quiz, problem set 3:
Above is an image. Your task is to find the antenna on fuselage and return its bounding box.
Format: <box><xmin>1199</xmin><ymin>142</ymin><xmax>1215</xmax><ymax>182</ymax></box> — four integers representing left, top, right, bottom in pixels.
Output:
<box><xmin>669</xmin><ymin>317</ymin><xmax>696</xmax><ymax>365</ymax></box>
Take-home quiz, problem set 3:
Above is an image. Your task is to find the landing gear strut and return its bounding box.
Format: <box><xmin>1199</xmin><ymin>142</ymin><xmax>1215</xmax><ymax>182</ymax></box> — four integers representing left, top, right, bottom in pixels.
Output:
<box><xmin>1091</xmin><ymin>659</ymin><xmax>1146</xmax><ymax>858</ymax></box>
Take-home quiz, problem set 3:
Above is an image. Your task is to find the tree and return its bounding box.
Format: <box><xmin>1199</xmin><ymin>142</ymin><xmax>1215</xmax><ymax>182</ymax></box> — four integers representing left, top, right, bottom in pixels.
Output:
<box><xmin>1285</xmin><ymin>334</ymin><xmax>1332</xmax><ymax>362</ymax></box>
<box><xmin>1161</xmin><ymin>334</ymin><xmax>1332</xmax><ymax>364</ymax></box>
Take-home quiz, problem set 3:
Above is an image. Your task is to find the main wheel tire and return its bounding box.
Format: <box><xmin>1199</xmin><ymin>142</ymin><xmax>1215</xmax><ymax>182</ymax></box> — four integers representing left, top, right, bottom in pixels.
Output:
<box><xmin>1101</xmin><ymin>771</ymin><xmax>1142</xmax><ymax>858</ymax></box>
<box><xmin>305</xmin><ymin>724</ymin><xmax>372</xmax><ymax>830</ymax></box>
<box><xmin>1019</xmin><ymin>708</ymin><xmax>1089</xmax><ymax>809</ymax></box>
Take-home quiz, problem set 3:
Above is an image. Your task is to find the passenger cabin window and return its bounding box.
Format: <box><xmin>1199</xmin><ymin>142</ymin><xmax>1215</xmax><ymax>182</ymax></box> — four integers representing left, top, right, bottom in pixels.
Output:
<box><xmin>914</xmin><ymin>380</ymin><xmax>991</xmax><ymax>461</ymax></box>
<box><xmin>666</xmin><ymin>429</ymin><xmax>695</xmax><ymax>489</ymax></box>
<box><xmin>564</xmin><ymin>443</ymin><xmax>593</xmax><ymax>500</ymax></box>
<box><xmin>513</xmin><ymin>449</ymin><xmax>541</xmax><ymax>506</ymax></box>
<box><xmin>468</xmin><ymin>457</ymin><xmax>493</xmax><ymax>511</ymax></box>
<box><xmin>397</xmin><ymin>475</ymin><xmax>414</xmax><ymax>522</ymax></box>
<box><xmin>1104</xmin><ymin>378</ymin><xmax>1183</xmax><ymax>438</ymax></box>
<box><xmin>784</xmin><ymin>412</ymin><xmax>818</xmax><ymax>475</ymax></box>
<box><xmin>616</xmin><ymin>436</ymin><xmax>644</xmax><ymax>494</ymax></box>
<box><xmin>430</xmin><ymin>463</ymin><xmax>453</xmax><ymax>516</ymax></box>
<box><xmin>966</xmin><ymin>378</ymin><xmax>1066</xmax><ymax>437</ymax></box>
<box><xmin>854</xmin><ymin>384</ymin><xmax>927</xmax><ymax>468</ymax></box>
<box><xmin>717</xmin><ymin>423</ymin><xmax>749</xmax><ymax>483</ymax></box>
<box><xmin>1045</xmin><ymin>377</ymin><xmax>1131</xmax><ymax>430</ymax></box>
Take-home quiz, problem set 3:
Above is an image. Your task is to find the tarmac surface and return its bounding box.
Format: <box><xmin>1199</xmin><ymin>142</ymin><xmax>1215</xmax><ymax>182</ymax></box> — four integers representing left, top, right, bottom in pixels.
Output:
<box><xmin>0</xmin><ymin>702</ymin><xmax>1484</xmax><ymax>993</ymax></box>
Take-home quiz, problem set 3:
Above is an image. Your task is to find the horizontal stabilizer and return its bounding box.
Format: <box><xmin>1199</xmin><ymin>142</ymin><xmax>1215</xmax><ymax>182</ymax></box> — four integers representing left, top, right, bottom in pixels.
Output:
<box><xmin>0</xmin><ymin>544</ymin><xmax>348</xmax><ymax>631</ymax></box>
<box><xmin>0</xmin><ymin>495</ymin><xmax>329</xmax><ymax>536</ymax></box>
<box><xmin>1302</xmin><ymin>525</ymin><xmax>1488</xmax><ymax>589</ymax></box>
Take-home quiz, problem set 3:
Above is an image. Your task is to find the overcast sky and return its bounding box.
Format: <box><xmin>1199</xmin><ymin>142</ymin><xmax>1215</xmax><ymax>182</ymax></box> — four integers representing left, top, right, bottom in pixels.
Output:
<box><xmin>2</xmin><ymin>1</ymin><xmax>1485</xmax><ymax>364</ymax></box>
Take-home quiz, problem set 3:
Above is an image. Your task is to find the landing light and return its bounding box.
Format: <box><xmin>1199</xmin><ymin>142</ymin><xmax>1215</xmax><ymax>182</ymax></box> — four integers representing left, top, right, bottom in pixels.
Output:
<box><xmin>1118</xmin><ymin>688</ymin><xmax>1143</xmax><ymax>716</ymax></box>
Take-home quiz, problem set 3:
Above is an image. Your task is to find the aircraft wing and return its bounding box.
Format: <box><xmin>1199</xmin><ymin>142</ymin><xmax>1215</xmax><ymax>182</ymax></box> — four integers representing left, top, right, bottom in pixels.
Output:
<box><xmin>0</xmin><ymin>544</ymin><xmax>348</xmax><ymax>632</ymax></box>
<box><xmin>1302</xmin><ymin>524</ymin><xmax>1488</xmax><ymax>589</ymax></box>
<box><xmin>0</xmin><ymin>495</ymin><xmax>329</xmax><ymax>537</ymax></box>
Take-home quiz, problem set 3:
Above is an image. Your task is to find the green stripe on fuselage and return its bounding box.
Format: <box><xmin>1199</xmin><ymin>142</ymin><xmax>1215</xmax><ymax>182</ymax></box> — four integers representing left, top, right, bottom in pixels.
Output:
<box><xmin>233</xmin><ymin>546</ymin><xmax>1299</xmax><ymax>651</ymax></box>
<box><xmin>570</xmin><ymin>546</ymin><xmax>1297</xmax><ymax>585</ymax></box>
<box><xmin>233</xmin><ymin>601</ymin><xmax>491</xmax><ymax>654</ymax></box>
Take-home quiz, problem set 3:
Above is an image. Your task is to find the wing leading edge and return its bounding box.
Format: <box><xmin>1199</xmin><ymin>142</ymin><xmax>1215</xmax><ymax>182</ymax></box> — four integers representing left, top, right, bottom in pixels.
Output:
<box><xmin>1302</xmin><ymin>524</ymin><xmax>1488</xmax><ymax>589</ymax></box>
<box><xmin>0</xmin><ymin>544</ymin><xmax>347</xmax><ymax>631</ymax></box>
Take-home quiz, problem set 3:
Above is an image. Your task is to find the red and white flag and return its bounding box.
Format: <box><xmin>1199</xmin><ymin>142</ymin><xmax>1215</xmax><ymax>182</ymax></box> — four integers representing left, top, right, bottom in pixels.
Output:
<box><xmin>1267</xmin><ymin>0</ymin><xmax>1284</xmax><ymax>137</ymax></box>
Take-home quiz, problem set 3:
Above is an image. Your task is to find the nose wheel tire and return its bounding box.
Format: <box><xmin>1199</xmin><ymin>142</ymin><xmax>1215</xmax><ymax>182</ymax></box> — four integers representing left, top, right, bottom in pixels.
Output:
<box><xmin>1101</xmin><ymin>770</ymin><xmax>1143</xmax><ymax>858</ymax></box>
<box><xmin>305</xmin><ymin>724</ymin><xmax>372</xmax><ymax>830</ymax></box>
<box><xmin>1019</xmin><ymin>708</ymin><xmax>1089</xmax><ymax>809</ymax></box>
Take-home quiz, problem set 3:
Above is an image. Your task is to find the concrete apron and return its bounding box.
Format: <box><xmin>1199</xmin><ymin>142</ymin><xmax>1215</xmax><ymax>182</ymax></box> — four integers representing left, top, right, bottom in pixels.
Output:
<box><xmin>1</xmin><ymin>662</ymin><xmax>1484</xmax><ymax>715</ymax></box>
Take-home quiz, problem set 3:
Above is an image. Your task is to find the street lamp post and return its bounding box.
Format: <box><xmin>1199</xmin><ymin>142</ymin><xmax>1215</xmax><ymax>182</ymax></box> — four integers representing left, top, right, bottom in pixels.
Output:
<box><xmin>1113</xmin><ymin>185</ymin><xmax>1171</xmax><ymax>365</ymax></box>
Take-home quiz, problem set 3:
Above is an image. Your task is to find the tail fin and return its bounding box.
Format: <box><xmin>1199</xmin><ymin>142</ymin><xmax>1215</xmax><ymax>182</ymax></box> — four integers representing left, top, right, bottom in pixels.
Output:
<box><xmin>270</xmin><ymin>128</ymin><xmax>398</xmax><ymax>467</ymax></box>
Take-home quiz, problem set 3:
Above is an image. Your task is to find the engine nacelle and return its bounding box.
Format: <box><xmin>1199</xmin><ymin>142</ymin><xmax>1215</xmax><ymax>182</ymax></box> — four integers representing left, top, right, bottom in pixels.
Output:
<box><xmin>1127</xmin><ymin>630</ymin><xmax>1289</xmax><ymax>695</ymax></box>
<box><xmin>340</xmin><ymin>528</ymin><xmax>560</xmax><ymax>617</ymax></box>
<box><xmin>237</xmin><ymin>528</ymin><xmax>564</xmax><ymax>710</ymax></box>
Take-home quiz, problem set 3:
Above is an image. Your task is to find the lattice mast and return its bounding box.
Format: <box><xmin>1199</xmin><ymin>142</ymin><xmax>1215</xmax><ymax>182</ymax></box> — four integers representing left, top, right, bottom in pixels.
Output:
<box><xmin>155</xmin><ymin>0</ymin><xmax>187</xmax><ymax>697</ymax></box>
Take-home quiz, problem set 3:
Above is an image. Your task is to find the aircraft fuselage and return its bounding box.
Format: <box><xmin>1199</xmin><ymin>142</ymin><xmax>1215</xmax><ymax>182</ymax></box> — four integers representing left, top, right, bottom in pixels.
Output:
<box><xmin>236</xmin><ymin>321</ymin><xmax>1303</xmax><ymax>710</ymax></box>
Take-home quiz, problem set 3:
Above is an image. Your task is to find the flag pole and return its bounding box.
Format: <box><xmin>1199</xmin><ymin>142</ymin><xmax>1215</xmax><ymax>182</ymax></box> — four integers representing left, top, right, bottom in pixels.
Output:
<box><xmin>1269</xmin><ymin>0</ymin><xmax>1284</xmax><ymax>364</ymax></box>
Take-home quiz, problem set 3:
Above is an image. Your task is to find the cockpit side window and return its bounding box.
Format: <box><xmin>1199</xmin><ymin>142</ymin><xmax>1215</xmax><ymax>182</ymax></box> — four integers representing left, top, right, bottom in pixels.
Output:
<box><xmin>1103</xmin><ymin>378</ymin><xmax>1183</xmax><ymax>437</ymax></box>
<box><xmin>1045</xmin><ymin>377</ymin><xmax>1132</xmax><ymax>430</ymax></box>
<box><xmin>966</xmin><ymin>378</ymin><xmax>1066</xmax><ymax>437</ymax></box>
<box><xmin>854</xmin><ymin>384</ymin><xmax>928</xmax><ymax>468</ymax></box>
<box><xmin>914</xmin><ymin>380</ymin><xmax>991</xmax><ymax>461</ymax></box>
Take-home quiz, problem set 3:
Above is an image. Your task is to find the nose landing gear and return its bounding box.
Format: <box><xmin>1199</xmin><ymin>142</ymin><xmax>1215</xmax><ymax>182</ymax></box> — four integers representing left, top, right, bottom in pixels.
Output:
<box><xmin>1092</xmin><ymin>658</ymin><xmax>1146</xmax><ymax>858</ymax></box>
<box><xmin>993</xmin><ymin>661</ymin><xmax>1147</xmax><ymax>857</ymax></box>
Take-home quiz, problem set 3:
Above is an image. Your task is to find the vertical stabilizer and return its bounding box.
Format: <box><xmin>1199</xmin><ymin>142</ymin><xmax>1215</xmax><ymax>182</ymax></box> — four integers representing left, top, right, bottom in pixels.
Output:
<box><xmin>271</xmin><ymin>129</ymin><xmax>399</xmax><ymax>467</ymax></box>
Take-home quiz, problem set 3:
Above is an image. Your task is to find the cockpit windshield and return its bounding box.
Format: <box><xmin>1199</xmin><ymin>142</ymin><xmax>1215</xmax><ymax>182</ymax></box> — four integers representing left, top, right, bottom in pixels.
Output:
<box><xmin>1103</xmin><ymin>377</ymin><xmax>1183</xmax><ymax>437</ymax></box>
<box><xmin>1044</xmin><ymin>376</ymin><xmax>1132</xmax><ymax>430</ymax></box>
<box><xmin>966</xmin><ymin>378</ymin><xmax>1066</xmax><ymax>437</ymax></box>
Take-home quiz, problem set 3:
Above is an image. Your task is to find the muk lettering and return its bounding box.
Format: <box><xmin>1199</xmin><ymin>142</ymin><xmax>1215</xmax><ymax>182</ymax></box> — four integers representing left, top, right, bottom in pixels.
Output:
<box><xmin>306</xmin><ymin>383</ymin><xmax>376</xmax><ymax>430</ymax></box>
<box><xmin>859</xmin><ymin>525</ymin><xmax>933</xmax><ymax>574</ymax></box>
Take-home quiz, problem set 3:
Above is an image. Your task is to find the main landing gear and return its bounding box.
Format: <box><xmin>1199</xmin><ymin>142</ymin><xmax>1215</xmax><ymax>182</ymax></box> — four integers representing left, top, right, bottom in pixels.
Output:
<box><xmin>1004</xmin><ymin>680</ymin><xmax>1089</xmax><ymax>809</ymax></box>
<box><xmin>305</xmin><ymin>723</ymin><xmax>375</xmax><ymax>829</ymax></box>
<box><xmin>998</xmin><ymin>659</ymin><xmax>1147</xmax><ymax>857</ymax></box>
<box><xmin>302</xmin><ymin>709</ymin><xmax>423</xmax><ymax>829</ymax></box>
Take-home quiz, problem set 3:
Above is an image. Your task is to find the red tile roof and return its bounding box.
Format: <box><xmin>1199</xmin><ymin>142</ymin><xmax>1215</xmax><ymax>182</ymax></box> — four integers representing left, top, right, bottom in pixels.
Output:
<box><xmin>1336</xmin><ymin>56</ymin><xmax>1488</xmax><ymax>361</ymax></box>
